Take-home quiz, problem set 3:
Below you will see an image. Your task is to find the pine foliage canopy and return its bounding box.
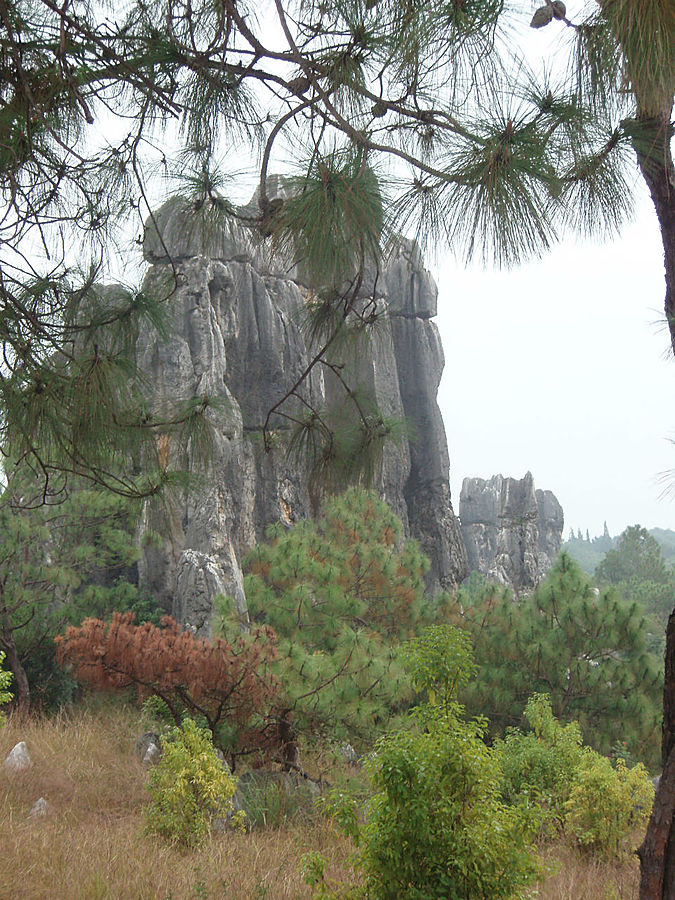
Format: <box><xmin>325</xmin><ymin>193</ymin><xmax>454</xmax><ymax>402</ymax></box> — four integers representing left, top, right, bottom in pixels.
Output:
<box><xmin>224</xmin><ymin>487</ymin><xmax>435</xmax><ymax>744</ymax></box>
<box><xmin>1</xmin><ymin>0</ymin><xmax>672</xmax><ymax>493</ymax></box>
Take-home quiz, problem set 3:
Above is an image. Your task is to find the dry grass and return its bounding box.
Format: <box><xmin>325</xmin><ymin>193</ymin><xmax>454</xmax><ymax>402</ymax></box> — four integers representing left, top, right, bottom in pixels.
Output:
<box><xmin>528</xmin><ymin>842</ymin><xmax>640</xmax><ymax>900</ymax></box>
<box><xmin>0</xmin><ymin>703</ymin><xmax>354</xmax><ymax>900</ymax></box>
<box><xmin>0</xmin><ymin>705</ymin><xmax>643</xmax><ymax>900</ymax></box>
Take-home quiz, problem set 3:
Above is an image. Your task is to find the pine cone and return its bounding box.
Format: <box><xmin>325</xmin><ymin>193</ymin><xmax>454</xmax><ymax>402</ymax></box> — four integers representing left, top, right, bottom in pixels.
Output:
<box><xmin>530</xmin><ymin>5</ymin><xmax>554</xmax><ymax>28</ymax></box>
<box><xmin>287</xmin><ymin>75</ymin><xmax>311</xmax><ymax>95</ymax></box>
<box><xmin>259</xmin><ymin>197</ymin><xmax>285</xmax><ymax>237</ymax></box>
<box><xmin>551</xmin><ymin>1</ymin><xmax>566</xmax><ymax>18</ymax></box>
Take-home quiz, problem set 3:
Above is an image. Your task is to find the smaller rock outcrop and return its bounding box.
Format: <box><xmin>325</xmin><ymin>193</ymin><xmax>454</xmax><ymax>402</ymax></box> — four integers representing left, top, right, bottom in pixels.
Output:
<box><xmin>459</xmin><ymin>472</ymin><xmax>564</xmax><ymax>591</ymax></box>
<box><xmin>28</xmin><ymin>797</ymin><xmax>49</xmax><ymax>818</ymax></box>
<box><xmin>135</xmin><ymin>732</ymin><xmax>162</xmax><ymax>766</ymax></box>
<box><xmin>3</xmin><ymin>741</ymin><xmax>31</xmax><ymax>773</ymax></box>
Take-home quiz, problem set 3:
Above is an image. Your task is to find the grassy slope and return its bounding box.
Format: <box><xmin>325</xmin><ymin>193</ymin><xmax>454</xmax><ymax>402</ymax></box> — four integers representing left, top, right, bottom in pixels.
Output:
<box><xmin>1</xmin><ymin>703</ymin><xmax>641</xmax><ymax>900</ymax></box>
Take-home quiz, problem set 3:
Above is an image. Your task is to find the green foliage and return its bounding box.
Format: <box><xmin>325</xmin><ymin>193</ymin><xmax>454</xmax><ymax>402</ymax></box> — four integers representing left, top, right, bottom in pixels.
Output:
<box><xmin>21</xmin><ymin>643</ymin><xmax>79</xmax><ymax>712</ymax></box>
<box><xmin>273</xmin><ymin>149</ymin><xmax>385</xmax><ymax>292</ymax></box>
<box><xmin>356</xmin><ymin>720</ymin><xmax>537</xmax><ymax>899</ymax></box>
<box><xmin>495</xmin><ymin>694</ymin><xmax>585</xmax><ymax>834</ymax></box>
<box><xmin>450</xmin><ymin>552</ymin><xmax>662</xmax><ymax>767</ymax></box>
<box><xmin>596</xmin><ymin>525</ymin><xmax>669</xmax><ymax>586</ymax></box>
<box><xmin>647</xmin><ymin>529</ymin><xmax>675</xmax><ymax>563</ymax></box>
<box><xmin>0</xmin><ymin>476</ymin><xmax>147</xmax><ymax>710</ymax></box>
<box><xmin>146</xmin><ymin>718</ymin><xmax>244</xmax><ymax>848</ymax></box>
<box><xmin>399</xmin><ymin>623</ymin><xmax>476</xmax><ymax>714</ymax></box>
<box><xmin>218</xmin><ymin>488</ymin><xmax>435</xmax><ymax>744</ymax></box>
<box><xmin>495</xmin><ymin>694</ymin><xmax>654</xmax><ymax>858</ymax></box>
<box><xmin>595</xmin><ymin>525</ymin><xmax>675</xmax><ymax>653</ymax></box>
<box><xmin>316</xmin><ymin>626</ymin><xmax>538</xmax><ymax>900</ymax></box>
<box><xmin>564</xmin><ymin>754</ymin><xmax>654</xmax><ymax>859</ymax></box>
<box><xmin>0</xmin><ymin>651</ymin><xmax>13</xmax><ymax>722</ymax></box>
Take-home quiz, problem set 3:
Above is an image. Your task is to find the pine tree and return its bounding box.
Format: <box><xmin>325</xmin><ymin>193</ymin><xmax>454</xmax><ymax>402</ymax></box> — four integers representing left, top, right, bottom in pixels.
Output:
<box><xmin>449</xmin><ymin>553</ymin><xmax>662</xmax><ymax>768</ymax></box>
<box><xmin>597</xmin><ymin>525</ymin><xmax>669</xmax><ymax>586</ymax></box>
<box><xmin>218</xmin><ymin>488</ymin><xmax>435</xmax><ymax>756</ymax></box>
<box><xmin>55</xmin><ymin>612</ymin><xmax>278</xmax><ymax>763</ymax></box>
<box><xmin>595</xmin><ymin>525</ymin><xmax>674</xmax><ymax>649</ymax></box>
<box><xmin>0</xmin><ymin>473</ymin><xmax>146</xmax><ymax>710</ymax></box>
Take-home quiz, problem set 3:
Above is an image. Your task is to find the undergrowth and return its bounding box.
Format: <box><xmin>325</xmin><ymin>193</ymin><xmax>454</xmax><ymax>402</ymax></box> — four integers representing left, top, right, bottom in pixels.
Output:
<box><xmin>0</xmin><ymin>702</ymin><xmax>642</xmax><ymax>899</ymax></box>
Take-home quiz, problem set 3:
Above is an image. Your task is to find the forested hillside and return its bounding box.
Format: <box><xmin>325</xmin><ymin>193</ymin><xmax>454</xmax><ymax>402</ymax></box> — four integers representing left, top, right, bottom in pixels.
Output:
<box><xmin>565</xmin><ymin>526</ymin><xmax>675</xmax><ymax>574</ymax></box>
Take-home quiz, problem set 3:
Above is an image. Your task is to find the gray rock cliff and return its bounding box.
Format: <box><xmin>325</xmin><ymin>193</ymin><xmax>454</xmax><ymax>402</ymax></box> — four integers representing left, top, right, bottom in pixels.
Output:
<box><xmin>459</xmin><ymin>472</ymin><xmax>564</xmax><ymax>591</ymax></box>
<box><xmin>137</xmin><ymin>198</ymin><xmax>467</xmax><ymax>631</ymax></box>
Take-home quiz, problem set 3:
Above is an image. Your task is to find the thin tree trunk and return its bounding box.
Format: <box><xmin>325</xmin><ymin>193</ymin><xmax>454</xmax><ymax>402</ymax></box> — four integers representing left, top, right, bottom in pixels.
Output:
<box><xmin>1</xmin><ymin>630</ymin><xmax>30</xmax><ymax>711</ymax></box>
<box><xmin>664</xmin><ymin>607</ymin><xmax>675</xmax><ymax>896</ymax></box>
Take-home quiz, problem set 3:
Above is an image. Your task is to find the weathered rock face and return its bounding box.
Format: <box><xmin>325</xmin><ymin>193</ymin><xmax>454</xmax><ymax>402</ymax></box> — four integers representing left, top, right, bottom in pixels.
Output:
<box><xmin>137</xmin><ymin>198</ymin><xmax>467</xmax><ymax>631</ymax></box>
<box><xmin>459</xmin><ymin>472</ymin><xmax>564</xmax><ymax>591</ymax></box>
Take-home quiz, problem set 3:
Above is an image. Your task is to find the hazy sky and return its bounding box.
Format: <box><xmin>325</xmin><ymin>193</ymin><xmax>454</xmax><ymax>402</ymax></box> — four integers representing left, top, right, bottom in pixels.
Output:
<box><xmin>434</xmin><ymin>182</ymin><xmax>674</xmax><ymax>539</ymax></box>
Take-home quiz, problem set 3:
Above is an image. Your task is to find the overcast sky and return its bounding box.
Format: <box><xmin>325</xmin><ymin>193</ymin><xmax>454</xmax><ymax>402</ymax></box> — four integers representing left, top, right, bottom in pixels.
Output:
<box><xmin>434</xmin><ymin>181</ymin><xmax>674</xmax><ymax>539</ymax></box>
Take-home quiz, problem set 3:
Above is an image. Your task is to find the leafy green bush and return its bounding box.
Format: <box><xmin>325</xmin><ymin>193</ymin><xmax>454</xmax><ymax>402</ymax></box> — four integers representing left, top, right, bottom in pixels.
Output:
<box><xmin>495</xmin><ymin>693</ymin><xmax>654</xmax><ymax>858</ymax></box>
<box><xmin>356</xmin><ymin>716</ymin><xmax>537</xmax><ymax>899</ymax></box>
<box><xmin>495</xmin><ymin>693</ymin><xmax>584</xmax><ymax>833</ymax></box>
<box><xmin>564</xmin><ymin>753</ymin><xmax>654</xmax><ymax>858</ymax></box>
<box><xmin>313</xmin><ymin>626</ymin><xmax>538</xmax><ymax>900</ymax></box>
<box><xmin>146</xmin><ymin>717</ymin><xmax>244</xmax><ymax>847</ymax></box>
<box><xmin>0</xmin><ymin>650</ymin><xmax>12</xmax><ymax>722</ymax></box>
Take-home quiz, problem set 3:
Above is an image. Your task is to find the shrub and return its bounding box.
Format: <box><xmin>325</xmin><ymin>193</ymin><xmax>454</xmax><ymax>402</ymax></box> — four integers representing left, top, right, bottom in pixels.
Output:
<box><xmin>146</xmin><ymin>717</ymin><xmax>244</xmax><ymax>847</ymax></box>
<box><xmin>315</xmin><ymin>626</ymin><xmax>538</xmax><ymax>900</ymax></box>
<box><xmin>0</xmin><ymin>650</ymin><xmax>12</xmax><ymax>722</ymax></box>
<box><xmin>355</xmin><ymin>715</ymin><xmax>538</xmax><ymax>900</ymax></box>
<box><xmin>494</xmin><ymin>693</ymin><xmax>584</xmax><ymax>833</ymax></box>
<box><xmin>56</xmin><ymin>612</ymin><xmax>278</xmax><ymax>760</ymax></box>
<box><xmin>495</xmin><ymin>693</ymin><xmax>654</xmax><ymax>858</ymax></box>
<box><xmin>564</xmin><ymin>752</ymin><xmax>654</xmax><ymax>858</ymax></box>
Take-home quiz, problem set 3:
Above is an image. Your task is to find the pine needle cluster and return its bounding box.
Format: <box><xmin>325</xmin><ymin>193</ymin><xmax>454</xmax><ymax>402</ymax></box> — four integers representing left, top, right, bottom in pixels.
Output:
<box><xmin>1</xmin><ymin>0</ymin><xmax>671</xmax><ymax>493</ymax></box>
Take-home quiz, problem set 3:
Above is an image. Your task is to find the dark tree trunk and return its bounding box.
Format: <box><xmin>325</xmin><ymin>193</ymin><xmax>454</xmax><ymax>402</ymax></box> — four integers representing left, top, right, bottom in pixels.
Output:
<box><xmin>639</xmin><ymin>611</ymin><xmax>675</xmax><ymax>898</ymax></box>
<box><xmin>633</xmin><ymin>102</ymin><xmax>675</xmax><ymax>899</ymax></box>
<box><xmin>276</xmin><ymin>712</ymin><xmax>300</xmax><ymax>771</ymax></box>
<box><xmin>628</xmin><ymin>110</ymin><xmax>675</xmax><ymax>350</ymax></box>
<box><xmin>1</xmin><ymin>630</ymin><xmax>30</xmax><ymax>711</ymax></box>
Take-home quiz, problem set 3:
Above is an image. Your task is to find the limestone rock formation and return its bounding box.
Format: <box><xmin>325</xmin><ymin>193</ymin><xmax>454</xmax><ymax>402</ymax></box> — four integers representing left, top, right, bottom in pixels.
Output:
<box><xmin>137</xmin><ymin>196</ymin><xmax>467</xmax><ymax>632</ymax></box>
<box><xmin>459</xmin><ymin>472</ymin><xmax>563</xmax><ymax>591</ymax></box>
